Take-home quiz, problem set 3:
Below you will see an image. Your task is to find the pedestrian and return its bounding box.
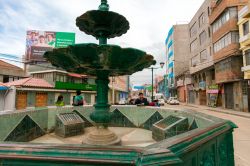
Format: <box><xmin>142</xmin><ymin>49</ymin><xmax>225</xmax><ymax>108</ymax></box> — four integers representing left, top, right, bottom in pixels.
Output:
<box><xmin>135</xmin><ymin>93</ymin><xmax>149</xmax><ymax>106</ymax></box>
<box><xmin>55</xmin><ymin>95</ymin><xmax>65</xmax><ymax>106</ymax></box>
<box><xmin>73</xmin><ymin>90</ymin><xmax>84</xmax><ymax>106</ymax></box>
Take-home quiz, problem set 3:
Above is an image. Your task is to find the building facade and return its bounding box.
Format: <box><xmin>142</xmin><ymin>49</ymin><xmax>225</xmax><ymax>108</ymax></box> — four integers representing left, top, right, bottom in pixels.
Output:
<box><xmin>0</xmin><ymin>60</ymin><xmax>26</xmax><ymax>83</ymax></box>
<box><xmin>188</xmin><ymin>0</ymin><xmax>214</xmax><ymax>106</ymax></box>
<box><xmin>238</xmin><ymin>1</ymin><xmax>250</xmax><ymax>112</ymax></box>
<box><xmin>29</xmin><ymin>70</ymin><xmax>97</xmax><ymax>105</ymax></box>
<box><xmin>165</xmin><ymin>24</ymin><xmax>190</xmax><ymax>98</ymax></box>
<box><xmin>210</xmin><ymin>0</ymin><xmax>248</xmax><ymax>111</ymax></box>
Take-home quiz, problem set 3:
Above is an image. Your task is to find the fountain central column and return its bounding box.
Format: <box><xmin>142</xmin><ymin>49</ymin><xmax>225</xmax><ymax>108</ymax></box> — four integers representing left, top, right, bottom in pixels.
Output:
<box><xmin>84</xmin><ymin>30</ymin><xmax>120</xmax><ymax>145</ymax></box>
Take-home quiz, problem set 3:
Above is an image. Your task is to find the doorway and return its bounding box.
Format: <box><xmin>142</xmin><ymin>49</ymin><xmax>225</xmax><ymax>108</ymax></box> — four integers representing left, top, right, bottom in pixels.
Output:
<box><xmin>224</xmin><ymin>83</ymin><xmax>234</xmax><ymax>109</ymax></box>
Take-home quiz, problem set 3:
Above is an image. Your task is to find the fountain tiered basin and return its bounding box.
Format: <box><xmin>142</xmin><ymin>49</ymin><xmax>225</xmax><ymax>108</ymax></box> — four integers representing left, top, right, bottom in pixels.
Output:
<box><xmin>0</xmin><ymin>0</ymin><xmax>237</xmax><ymax>165</ymax></box>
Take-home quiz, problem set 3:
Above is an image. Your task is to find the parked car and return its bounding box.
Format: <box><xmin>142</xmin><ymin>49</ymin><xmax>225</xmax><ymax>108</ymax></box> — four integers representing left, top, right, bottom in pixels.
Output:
<box><xmin>167</xmin><ymin>97</ymin><xmax>179</xmax><ymax>105</ymax></box>
<box><xmin>118</xmin><ymin>98</ymin><xmax>127</xmax><ymax>105</ymax></box>
<box><xmin>158</xmin><ymin>98</ymin><xmax>165</xmax><ymax>106</ymax></box>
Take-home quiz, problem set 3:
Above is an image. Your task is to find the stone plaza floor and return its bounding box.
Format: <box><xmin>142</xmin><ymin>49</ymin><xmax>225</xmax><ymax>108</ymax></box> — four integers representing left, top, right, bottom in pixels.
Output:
<box><xmin>31</xmin><ymin>127</ymin><xmax>156</xmax><ymax>147</ymax></box>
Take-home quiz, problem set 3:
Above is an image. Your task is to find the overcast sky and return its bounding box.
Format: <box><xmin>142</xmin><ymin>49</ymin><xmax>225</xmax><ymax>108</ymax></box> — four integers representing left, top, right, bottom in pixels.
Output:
<box><xmin>0</xmin><ymin>0</ymin><xmax>204</xmax><ymax>85</ymax></box>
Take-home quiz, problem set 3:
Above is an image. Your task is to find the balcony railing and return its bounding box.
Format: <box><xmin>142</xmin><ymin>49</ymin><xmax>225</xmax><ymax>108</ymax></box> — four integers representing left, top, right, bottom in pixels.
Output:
<box><xmin>239</xmin><ymin>33</ymin><xmax>250</xmax><ymax>43</ymax></box>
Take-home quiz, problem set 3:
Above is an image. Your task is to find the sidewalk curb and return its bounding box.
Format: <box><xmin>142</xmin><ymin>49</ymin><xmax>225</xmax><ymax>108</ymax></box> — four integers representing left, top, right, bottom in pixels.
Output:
<box><xmin>181</xmin><ymin>103</ymin><xmax>250</xmax><ymax>119</ymax></box>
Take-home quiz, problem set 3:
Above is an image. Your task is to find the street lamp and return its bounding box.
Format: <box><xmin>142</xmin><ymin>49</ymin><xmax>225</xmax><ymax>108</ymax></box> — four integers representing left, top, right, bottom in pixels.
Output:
<box><xmin>148</xmin><ymin>62</ymin><xmax>165</xmax><ymax>102</ymax></box>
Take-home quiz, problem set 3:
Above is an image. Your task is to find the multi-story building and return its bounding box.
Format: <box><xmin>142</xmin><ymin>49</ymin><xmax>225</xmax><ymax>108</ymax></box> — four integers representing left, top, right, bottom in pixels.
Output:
<box><xmin>188</xmin><ymin>0</ymin><xmax>214</xmax><ymax>106</ymax></box>
<box><xmin>165</xmin><ymin>24</ymin><xmax>190</xmax><ymax>98</ymax></box>
<box><xmin>108</xmin><ymin>76</ymin><xmax>129</xmax><ymax>104</ymax></box>
<box><xmin>238</xmin><ymin>1</ymin><xmax>250</xmax><ymax>112</ymax></box>
<box><xmin>156</xmin><ymin>75</ymin><xmax>168</xmax><ymax>98</ymax></box>
<box><xmin>0</xmin><ymin>60</ymin><xmax>26</xmax><ymax>83</ymax></box>
<box><xmin>29</xmin><ymin>70</ymin><xmax>97</xmax><ymax>105</ymax></box>
<box><xmin>210</xmin><ymin>0</ymin><xmax>248</xmax><ymax>111</ymax></box>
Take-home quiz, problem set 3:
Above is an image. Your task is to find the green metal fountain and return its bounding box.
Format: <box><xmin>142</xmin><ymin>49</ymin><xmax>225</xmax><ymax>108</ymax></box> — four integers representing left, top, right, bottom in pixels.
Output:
<box><xmin>44</xmin><ymin>0</ymin><xmax>156</xmax><ymax>145</ymax></box>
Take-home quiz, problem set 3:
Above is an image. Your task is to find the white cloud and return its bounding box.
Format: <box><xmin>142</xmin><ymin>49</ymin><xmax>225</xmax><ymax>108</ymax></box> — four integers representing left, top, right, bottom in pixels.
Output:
<box><xmin>0</xmin><ymin>0</ymin><xmax>204</xmax><ymax>84</ymax></box>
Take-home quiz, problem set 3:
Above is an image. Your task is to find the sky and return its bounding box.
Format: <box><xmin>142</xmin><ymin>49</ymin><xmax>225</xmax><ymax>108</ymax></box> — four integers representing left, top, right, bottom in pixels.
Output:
<box><xmin>0</xmin><ymin>0</ymin><xmax>204</xmax><ymax>85</ymax></box>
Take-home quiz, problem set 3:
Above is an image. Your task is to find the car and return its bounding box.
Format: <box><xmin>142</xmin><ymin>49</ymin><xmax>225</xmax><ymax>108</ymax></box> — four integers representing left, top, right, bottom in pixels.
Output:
<box><xmin>118</xmin><ymin>98</ymin><xmax>127</xmax><ymax>105</ymax></box>
<box><xmin>158</xmin><ymin>98</ymin><xmax>165</xmax><ymax>106</ymax></box>
<box><xmin>167</xmin><ymin>97</ymin><xmax>179</xmax><ymax>105</ymax></box>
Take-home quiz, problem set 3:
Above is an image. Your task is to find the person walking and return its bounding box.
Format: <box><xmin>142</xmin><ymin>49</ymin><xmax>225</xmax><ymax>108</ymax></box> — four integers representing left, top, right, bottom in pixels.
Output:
<box><xmin>73</xmin><ymin>90</ymin><xmax>84</xmax><ymax>106</ymax></box>
<box><xmin>55</xmin><ymin>95</ymin><xmax>65</xmax><ymax>106</ymax></box>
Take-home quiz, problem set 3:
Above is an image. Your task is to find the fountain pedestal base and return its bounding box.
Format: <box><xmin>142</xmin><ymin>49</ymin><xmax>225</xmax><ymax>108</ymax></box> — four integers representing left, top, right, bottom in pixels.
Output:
<box><xmin>83</xmin><ymin>126</ymin><xmax>120</xmax><ymax>146</ymax></box>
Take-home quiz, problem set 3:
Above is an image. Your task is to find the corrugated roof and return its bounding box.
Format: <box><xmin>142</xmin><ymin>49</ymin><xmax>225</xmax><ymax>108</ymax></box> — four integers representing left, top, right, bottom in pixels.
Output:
<box><xmin>4</xmin><ymin>77</ymin><xmax>53</xmax><ymax>88</ymax></box>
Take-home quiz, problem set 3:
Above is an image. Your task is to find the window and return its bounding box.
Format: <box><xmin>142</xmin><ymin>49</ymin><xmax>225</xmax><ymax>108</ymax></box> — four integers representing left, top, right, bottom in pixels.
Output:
<box><xmin>190</xmin><ymin>39</ymin><xmax>198</xmax><ymax>52</ymax></box>
<box><xmin>199</xmin><ymin>31</ymin><xmax>207</xmax><ymax>45</ymax></box>
<box><xmin>199</xmin><ymin>13</ymin><xmax>205</xmax><ymax>27</ymax></box>
<box><xmin>191</xmin><ymin>55</ymin><xmax>199</xmax><ymax>67</ymax></box>
<box><xmin>243</xmin><ymin>21</ymin><xmax>249</xmax><ymax>36</ymax></box>
<box><xmin>245</xmin><ymin>50</ymin><xmax>250</xmax><ymax>66</ymax></box>
<box><xmin>190</xmin><ymin>22</ymin><xmax>197</xmax><ymax>37</ymax></box>
<box><xmin>212</xmin><ymin>7</ymin><xmax>237</xmax><ymax>33</ymax></box>
<box><xmin>215</xmin><ymin>58</ymin><xmax>232</xmax><ymax>72</ymax></box>
<box><xmin>213</xmin><ymin>32</ymin><xmax>239</xmax><ymax>53</ymax></box>
<box><xmin>200</xmin><ymin>50</ymin><xmax>207</xmax><ymax>63</ymax></box>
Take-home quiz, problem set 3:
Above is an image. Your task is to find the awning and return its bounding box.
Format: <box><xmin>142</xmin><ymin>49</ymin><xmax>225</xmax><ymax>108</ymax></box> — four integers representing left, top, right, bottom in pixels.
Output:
<box><xmin>0</xmin><ymin>86</ymin><xmax>8</xmax><ymax>90</ymax></box>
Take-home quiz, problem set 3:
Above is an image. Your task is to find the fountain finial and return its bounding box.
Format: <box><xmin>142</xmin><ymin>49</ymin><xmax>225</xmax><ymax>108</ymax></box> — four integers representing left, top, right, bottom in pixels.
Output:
<box><xmin>99</xmin><ymin>0</ymin><xmax>109</xmax><ymax>11</ymax></box>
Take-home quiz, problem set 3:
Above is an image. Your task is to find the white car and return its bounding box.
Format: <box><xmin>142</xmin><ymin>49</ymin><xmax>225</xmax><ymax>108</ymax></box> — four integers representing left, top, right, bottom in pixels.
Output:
<box><xmin>167</xmin><ymin>97</ymin><xmax>179</xmax><ymax>105</ymax></box>
<box><xmin>158</xmin><ymin>99</ymin><xmax>165</xmax><ymax>106</ymax></box>
<box><xmin>118</xmin><ymin>99</ymin><xmax>126</xmax><ymax>105</ymax></box>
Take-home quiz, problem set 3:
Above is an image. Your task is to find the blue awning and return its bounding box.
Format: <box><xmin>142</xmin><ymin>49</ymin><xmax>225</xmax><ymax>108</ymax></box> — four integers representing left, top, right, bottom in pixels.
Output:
<box><xmin>0</xmin><ymin>86</ymin><xmax>8</xmax><ymax>90</ymax></box>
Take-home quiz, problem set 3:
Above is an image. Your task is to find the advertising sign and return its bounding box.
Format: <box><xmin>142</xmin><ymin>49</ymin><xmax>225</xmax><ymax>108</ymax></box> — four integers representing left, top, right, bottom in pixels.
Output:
<box><xmin>25</xmin><ymin>30</ymin><xmax>75</xmax><ymax>62</ymax></box>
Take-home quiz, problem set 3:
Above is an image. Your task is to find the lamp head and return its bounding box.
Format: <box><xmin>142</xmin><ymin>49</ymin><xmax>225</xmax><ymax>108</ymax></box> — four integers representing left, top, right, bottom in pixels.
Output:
<box><xmin>160</xmin><ymin>62</ymin><xmax>165</xmax><ymax>68</ymax></box>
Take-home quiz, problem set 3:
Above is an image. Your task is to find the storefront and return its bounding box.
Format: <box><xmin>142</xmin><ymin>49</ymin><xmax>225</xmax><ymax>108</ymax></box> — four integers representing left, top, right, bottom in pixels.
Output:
<box><xmin>198</xmin><ymin>81</ymin><xmax>206</xmax><ymax>105</ymax></box>
<box><xmin>207</xmin><ymin>84</ymin><xmax>222</xmax><ymax>107</ymax></box>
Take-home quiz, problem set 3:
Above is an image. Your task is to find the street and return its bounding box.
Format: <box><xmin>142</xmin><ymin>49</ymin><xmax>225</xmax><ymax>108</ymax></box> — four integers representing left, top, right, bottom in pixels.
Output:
<box><xmin>164</xmin><ymin>104</ymin><xmax>250</xmax><ymax>166</ymax></box>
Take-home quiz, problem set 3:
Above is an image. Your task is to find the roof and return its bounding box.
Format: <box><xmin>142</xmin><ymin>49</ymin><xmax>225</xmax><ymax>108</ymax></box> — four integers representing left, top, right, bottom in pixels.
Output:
<box><xmin>4</xmin><ymin>78</ymin><xmax>53</xmax><ymax>88</ymax></box>
<box><xmin>0</xmin><ymin>60</ymin><xmax>23</xmax><ymax>71</ymax></box>
<box><xmin>68</xmin><ymin>73</ymin><xmax>87</xmax><ymax>78</ymax></box>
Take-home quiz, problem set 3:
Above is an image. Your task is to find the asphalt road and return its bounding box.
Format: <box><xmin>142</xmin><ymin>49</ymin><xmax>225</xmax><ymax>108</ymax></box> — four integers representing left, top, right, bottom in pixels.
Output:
<box><xmin>164</xmin><ymin>104</ymin><xmax>250</xmax><ymax>166</ymax></box>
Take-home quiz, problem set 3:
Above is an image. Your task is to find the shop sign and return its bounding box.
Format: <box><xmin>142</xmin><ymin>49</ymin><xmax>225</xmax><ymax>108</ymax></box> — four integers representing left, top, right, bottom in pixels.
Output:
<box><xmin>177</xmin><ymin>79</ymin><xmax>184</xmax><ymax>87</ymax></box>
<box><xmin>207</xmin><ymin>84</ymin><xmax>219</xmax><ymax>93</ymax></box>
<box><xmin>199</xmin><ymin>81</ymin><xmax>206</xmax><ymax>89</ymax></box>
<box><xmin>208</xmin><ymin>84</ymin><xmax>218</xmax><ymax>89</ymax></box>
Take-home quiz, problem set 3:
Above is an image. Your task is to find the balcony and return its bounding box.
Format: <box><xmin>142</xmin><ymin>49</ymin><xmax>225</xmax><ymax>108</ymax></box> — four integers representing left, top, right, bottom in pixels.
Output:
<box><xmin>240</xmin><ymin>33</ymin><xmax>250</xmax><ymax>47</ymax></box>
<box><xmin>241</xmin><ymin>65</ymin><xmax>250</xmax><ymax>72</ymax></box>
<box><xmin>239</xmin><ymin>4</ymin><xmax>250</xmax><ymax>20</ymax></box>
<box><xmin>55</xmin><ymin>81</ymin><xmax>96</xmax><ymax>91</ymax></box>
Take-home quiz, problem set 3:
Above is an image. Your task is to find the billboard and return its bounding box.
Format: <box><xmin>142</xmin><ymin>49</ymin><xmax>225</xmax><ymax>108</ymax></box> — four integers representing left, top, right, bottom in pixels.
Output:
<box><xmin>25</xmin><ymin>30</ymin><xmax>75</xmax><ymax>62</ymax></box>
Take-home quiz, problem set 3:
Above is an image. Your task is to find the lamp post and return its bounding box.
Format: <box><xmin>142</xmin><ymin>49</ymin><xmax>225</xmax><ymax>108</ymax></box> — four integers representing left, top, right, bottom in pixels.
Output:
<box><xmin>148</xmin><ymin>62</ymin><xmax>165</xmax><ymax>102</ymax></box>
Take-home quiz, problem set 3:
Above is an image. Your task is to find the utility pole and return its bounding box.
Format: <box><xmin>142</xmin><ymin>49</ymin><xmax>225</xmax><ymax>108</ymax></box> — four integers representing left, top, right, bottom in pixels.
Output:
<box><xmin>148</xmin><ymin>62</ymin><xmax>165</xmax><ymax>102</ymax></box>
<box><xmin>151</xmin><ymin>68</ymin><xmax>154</xmax><ymax>102</ymax></box>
